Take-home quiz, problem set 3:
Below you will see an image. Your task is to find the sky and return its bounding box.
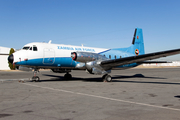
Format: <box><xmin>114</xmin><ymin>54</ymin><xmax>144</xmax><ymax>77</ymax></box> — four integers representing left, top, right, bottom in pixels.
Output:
<box><xmin>0</xmin><ymin>0</ymin><xmax>180</xmax><ymax>60</ymax></box>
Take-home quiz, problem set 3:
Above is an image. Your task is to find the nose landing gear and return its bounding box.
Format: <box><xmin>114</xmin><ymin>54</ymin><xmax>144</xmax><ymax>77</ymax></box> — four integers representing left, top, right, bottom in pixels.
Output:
<box><xmin>32</xmin><ymin>69</ymin><xmax>40</xmax><ymax>82</ymax></box>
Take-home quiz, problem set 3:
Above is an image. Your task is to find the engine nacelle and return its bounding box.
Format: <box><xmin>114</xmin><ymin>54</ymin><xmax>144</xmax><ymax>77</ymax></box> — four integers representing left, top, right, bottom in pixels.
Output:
<box><xmin>71</xmin><ymin>52</ymin><xmax>107</xmax><ymax>63</ymax></box>
<box><xmin>71</xmin><ymin>52</ymin><xmax>110</xmax><ymax>75</ymax></box>
<box><xmin>85</xmin><ymin>61</ymin><xmax>111</xmax><ymax>75</ymax></box>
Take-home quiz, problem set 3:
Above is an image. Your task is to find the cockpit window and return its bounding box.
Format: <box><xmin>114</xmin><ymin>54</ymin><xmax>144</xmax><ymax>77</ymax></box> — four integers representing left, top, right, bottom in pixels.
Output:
<box><xmin>22</xmin><ymin>46</ymin><xmax>30</xmax><ymax>50</ymax></box>
<box><xmin>22</xmin><ymin>46</ymin><xmax>38</xmax><ymax>51</ymax></box>
<box><xmin>33</xmin><ymin>45</ymin><xmax>38</xmax><ymax>51</ymax></box>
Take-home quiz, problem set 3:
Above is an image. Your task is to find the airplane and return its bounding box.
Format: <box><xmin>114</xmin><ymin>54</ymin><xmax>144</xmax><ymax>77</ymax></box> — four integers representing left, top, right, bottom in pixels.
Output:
<box><xmin>8</xmin><ymin>28</ymin><xmax>180</xmax><ymax>82</ymax></box>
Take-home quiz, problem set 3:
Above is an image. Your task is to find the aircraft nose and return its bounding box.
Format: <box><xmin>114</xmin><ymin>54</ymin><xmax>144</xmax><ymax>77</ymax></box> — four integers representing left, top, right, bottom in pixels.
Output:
<box><xmin>8</xmin><ymin>54</ymin><xmax>14</xmax><ymax>64</ymax></box>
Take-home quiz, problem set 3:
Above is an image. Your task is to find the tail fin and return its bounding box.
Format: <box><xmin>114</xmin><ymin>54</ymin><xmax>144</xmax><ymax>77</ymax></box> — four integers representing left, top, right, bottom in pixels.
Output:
<box><xmin>111</xmin><ymin>28</ymin><xmax>145</xmax><ymax>56</ymax></box>
<box><xmin>130</xmin><ymin>28</ymin><xmax>145</xmax><ymax>55</ymax></box>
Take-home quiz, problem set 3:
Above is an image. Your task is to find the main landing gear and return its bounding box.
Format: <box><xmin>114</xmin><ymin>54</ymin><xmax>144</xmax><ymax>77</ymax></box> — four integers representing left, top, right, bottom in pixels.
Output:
<box><xmin>64</xmin><ymin>72</ymin><xmax>72</xmax><ymax>80</ymax></box>
<box><xmin>32</xmin><ymin>69</ymin><xmax>40</xmax><ymax>82</ymax></box>
<box><xmin>102</xmin><ymin>74</ymin><xmax>112</xmax><ymax>82</ymax></box>
<box><xmin>31</xmin><ymin>69</ymin><xmax>110</xmax><ymax>82</ymax></box>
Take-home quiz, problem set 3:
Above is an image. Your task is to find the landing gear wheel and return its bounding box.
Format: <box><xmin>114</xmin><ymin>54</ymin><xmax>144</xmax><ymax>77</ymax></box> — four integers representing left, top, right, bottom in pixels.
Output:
<box><xmin>64</xmin><ymin>73</ymin><xmax>72</xmax><ymax>80</ymax></box>
<box><xmin>32</xmin><ymin>76</ymin><xmax>40</xmax><ymax>82</ymax></box>
<box><xmin>102</xmin><ymin>74</ymin><xmax>106</xmax><ymax>80</ymax></box>
<box><xmin>32</xmin><ymin>69</ymin><xmax>40</xmax><ymax>82</ymax></box>
<box><xmin>102</xmin><ymin>74</ymin><xmax>112</xmax><ymax>82</ymax></box>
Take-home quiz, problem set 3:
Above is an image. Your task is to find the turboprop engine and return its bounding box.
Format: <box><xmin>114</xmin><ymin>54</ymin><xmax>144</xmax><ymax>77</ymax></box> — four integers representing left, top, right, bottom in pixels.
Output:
<box><xmin>71</xmin><ymin>52</ymin><xmax>111</xmax><ymax>75</ymax></box>
<box><xmin>71</xmin><ymin>52</ymin><xmax>107</xmax><ymax>63</ymax></box>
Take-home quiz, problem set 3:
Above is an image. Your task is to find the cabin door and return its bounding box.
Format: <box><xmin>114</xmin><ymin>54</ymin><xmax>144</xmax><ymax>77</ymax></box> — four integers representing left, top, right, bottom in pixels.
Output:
<box><xmin>43</xmin><ymin>48</ymin><xmax>55</xmax><ymax>64</ymax></box>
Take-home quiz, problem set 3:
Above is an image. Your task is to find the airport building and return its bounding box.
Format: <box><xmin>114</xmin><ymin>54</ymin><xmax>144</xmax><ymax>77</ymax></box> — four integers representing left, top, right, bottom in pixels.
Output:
<box><xmin>142</xmin><ymin>61</ymin><xmax>180</xmax><ymax>67</ymax></box>
<box><xmin>0</xmin><ymin>46</ymin><xmax>11</xmax><ymax>70</ymax></box>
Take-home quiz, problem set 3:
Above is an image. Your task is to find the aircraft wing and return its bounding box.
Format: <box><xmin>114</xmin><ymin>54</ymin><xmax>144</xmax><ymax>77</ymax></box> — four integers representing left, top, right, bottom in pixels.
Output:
<box><xmin>100</xmin><ymin>48</ymin><xmax>180</xmax><ymax>67</ymax></box>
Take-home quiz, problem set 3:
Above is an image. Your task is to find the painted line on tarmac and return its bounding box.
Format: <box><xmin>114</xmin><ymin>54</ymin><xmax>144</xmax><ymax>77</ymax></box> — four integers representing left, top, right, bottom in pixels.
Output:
<box><xmin>0</xmin><ymin>78</ymin><xmax>30</xmax><ymax>82</ymax></box>
<box><xmin>23</xmin><ymin>83</ymin><xmax>180</xmax><ymax>112</ymax></box>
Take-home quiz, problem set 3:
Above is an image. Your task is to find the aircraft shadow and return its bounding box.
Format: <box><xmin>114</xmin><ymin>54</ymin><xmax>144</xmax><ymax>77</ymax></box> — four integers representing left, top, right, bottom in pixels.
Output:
<box><xmin>40</xmin><ymin>74</ymin><xmax>102</xmax><ymax>82</ymax></box>
<box><xmin>174</xmin><ymin>95</ymin><xmax>180</xmax><ymax>98</ymax></box>
<box><xmin>112</xmin><ymin>74</ymin><xmax>180</xmax><ymax>85</ymax></box>
<box><xmin>112</xmin><ymin>74</ymin><xmax>166</xmax><ymax>79</ymax></box>
<box><xmin>113</xmin><ymin>79</ymin><xmax>180</xmax><ymax>85</ymax></box>
<box><xmin>27</xmin><ymin>73</ymin><xmax>180</xmax><ymax>85</ymax></box>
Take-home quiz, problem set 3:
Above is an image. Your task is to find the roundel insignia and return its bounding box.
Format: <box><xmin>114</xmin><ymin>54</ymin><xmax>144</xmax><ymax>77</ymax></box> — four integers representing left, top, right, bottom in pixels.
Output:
<box><xmin>135</xmin><ymin>49</ymin><xmax>139</xmax><ymax>56</ymax></box>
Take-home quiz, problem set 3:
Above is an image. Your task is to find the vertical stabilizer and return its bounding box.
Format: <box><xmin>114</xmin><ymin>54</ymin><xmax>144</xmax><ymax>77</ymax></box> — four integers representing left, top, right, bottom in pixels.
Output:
<box><xmin>130</xmin><ymin>28</ymin><xmax>145</xmax><ymax>55</ymax></box>
<box><xmin>106</xmin><ymin>28</ymin><xmax>145</xmax><ymax>56</ymax></box>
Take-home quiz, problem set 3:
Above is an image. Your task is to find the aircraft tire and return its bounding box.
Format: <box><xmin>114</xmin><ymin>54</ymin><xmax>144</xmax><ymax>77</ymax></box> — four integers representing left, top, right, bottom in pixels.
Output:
<box><xmin>32</xmin><ymin>76</ymin><xmax>40</xmax><ymax>82</ymax></box>
<box><xmin>64</xmin><ymin>73</ymin><xmax>72</xmax><ymax>80</ymax></box>
<box><xmin>102</xmin><ymin>74</ymin><xmax>106</xmax><ymax>80</ymax></box>
<box><xmin>103</xmin><ymin>74</ymin><xmax>112</xmax><ymax>82</ymax></box>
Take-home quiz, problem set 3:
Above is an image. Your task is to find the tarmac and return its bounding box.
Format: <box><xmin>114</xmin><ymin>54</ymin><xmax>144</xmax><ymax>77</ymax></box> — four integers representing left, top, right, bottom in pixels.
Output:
<box><xmin>1</xmin><ymin>67</ymin><xmax>180</xmax><ymax>120</ymax></box>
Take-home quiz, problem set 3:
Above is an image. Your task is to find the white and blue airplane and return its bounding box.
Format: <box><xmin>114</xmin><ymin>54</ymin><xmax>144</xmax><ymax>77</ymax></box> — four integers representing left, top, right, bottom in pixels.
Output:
<box><xmin>8</xmin><ymin>28</ymin><xmax>180</xmax><ymax>82</ymax></box>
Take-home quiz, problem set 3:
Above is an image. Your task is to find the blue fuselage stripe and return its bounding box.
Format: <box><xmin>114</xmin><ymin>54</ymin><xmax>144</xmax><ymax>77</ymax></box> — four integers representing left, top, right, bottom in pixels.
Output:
<box><xmin>15</xmin><ymin>57</ymin><xmax>139</xmax><ymax>69</ymax></box>
<box><xmin>15</xmin><ymin>57</ymin><xmax>77</xmax><ymax>67</ymax></box>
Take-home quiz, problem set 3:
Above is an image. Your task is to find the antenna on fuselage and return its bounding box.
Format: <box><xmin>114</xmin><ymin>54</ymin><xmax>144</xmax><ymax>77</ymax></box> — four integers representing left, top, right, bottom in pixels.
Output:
<box><xmin>48</xmin><ymin>40</ymin><xmax>52</xmax><ymax>44</ymax></box>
